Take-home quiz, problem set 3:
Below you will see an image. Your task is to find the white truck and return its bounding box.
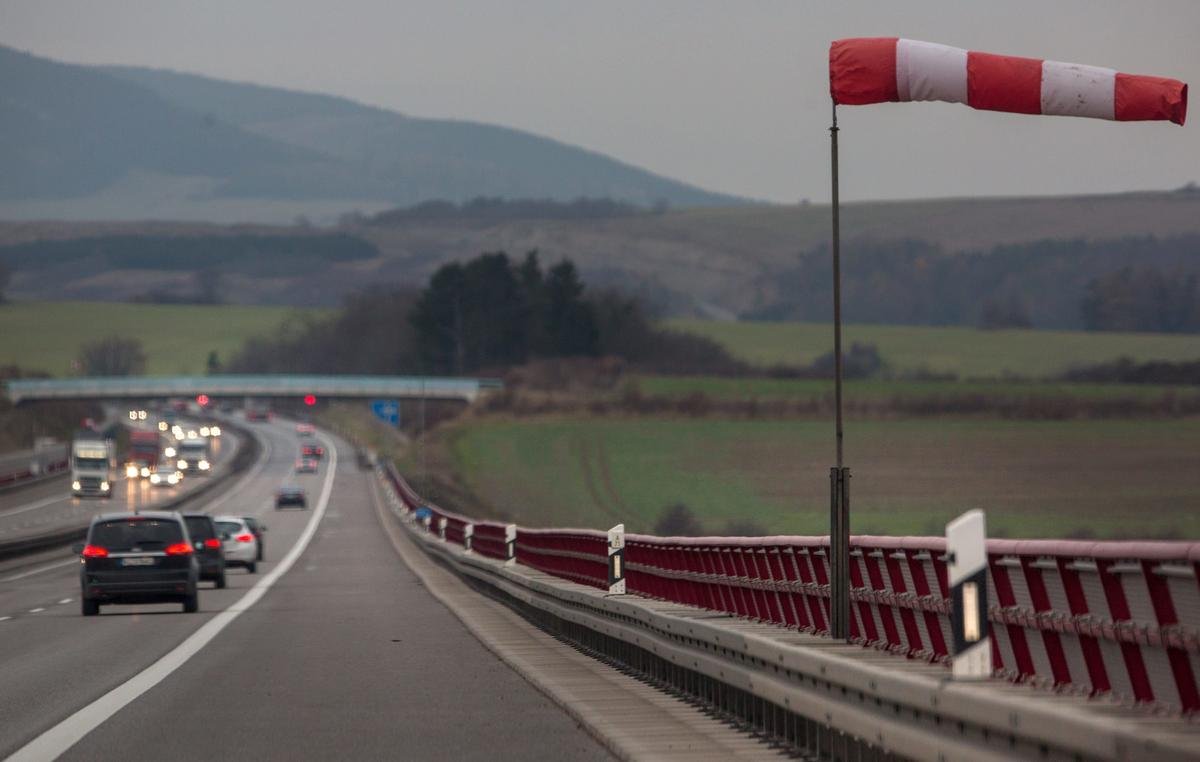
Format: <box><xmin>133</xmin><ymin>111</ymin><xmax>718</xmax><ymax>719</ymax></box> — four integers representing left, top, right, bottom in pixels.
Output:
<box><xmin>176</xmin><ymin>436</ymin><xmax>211</xmax><ymax>475</ymax></box>
<box><xmin>71</xmin><ymin>434</ymin><xmax>116</xmax><ymax>498</ymax></box>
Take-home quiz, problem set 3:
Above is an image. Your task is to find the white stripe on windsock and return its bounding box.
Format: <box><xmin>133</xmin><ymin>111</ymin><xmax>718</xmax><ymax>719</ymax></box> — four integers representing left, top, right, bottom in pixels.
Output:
<box><xmin>1041</xmin><ymin>60</ymin><xmax>1116</xmax><ymax>119</ymax></box>
<box><xmin>896</xmin><ymin>39</ymin><xmax>968</xmax><ymax>103</ymax></box>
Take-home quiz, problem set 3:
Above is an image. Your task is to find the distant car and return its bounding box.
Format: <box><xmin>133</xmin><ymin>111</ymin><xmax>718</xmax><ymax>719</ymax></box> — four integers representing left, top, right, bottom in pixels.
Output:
<box><xmin>300</xmin><ymin>444</ymin><xmax>325</xmax><ymax>460</ymax></box>
<box><xmin>242</xmin><ymin>516</ymin><xmax>267</xmax><ymax>561</ymax></box>
<box><xmin>181</xmin><ymin>513</ymin><xmax>226</xmax><ymax>588</ymax></box>
<box><xmin>77</xmin><ymin>511</ymin><xmax>199</xmax><ymax>615</ymax></box>
<box><xmin>295</xmin><ymin>458</ymin><xmax>319</xmax><ymax>474</ymax></box>
<box><xmin>214</xmin><ymin>515</ymin><xmax>258</xmax><ymax>574</ymax></box>
<box><xmin>275</xmin><ymin>486</ymin><xmax>307</xmax><ymax>510</ymax></box>
<box><xmin>296</xmin><ymin>423</ymin><xmax>315</xmax><ymax>437</ymax></box>
<box><xmin>149</xmin><ymin>460</ymin><xmax>183</xmax><ymax>487</ymax></box>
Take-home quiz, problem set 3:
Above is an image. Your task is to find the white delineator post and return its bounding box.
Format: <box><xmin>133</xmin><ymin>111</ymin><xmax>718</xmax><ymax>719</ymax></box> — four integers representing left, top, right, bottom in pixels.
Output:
<box><xmin>464</xmin><ymin>523</ymin><xmax>474</xmax><ymax>553</ymax></box>
<box><xmin>607</xmin><ymin>524</ymin><xmax>626</xmax><ymax>595</ymax></box>
<box><xmin>421</xmin><ymin>513</ymin><xmax>431</xmax><ymax>533</ymax></box>
<box><xmin>504</xmin><ymin>524</ymin><xmax>517</xmax><ymax>566</ymax></box>
<box><xmin>947</xmin><ymin>509</ymin><xmax>992</xmax><ymax>680</ymax></box>
<box><xmin>438</xmin><ymin>517</ymin><xmax>447</xmax><ymax>541</ymax></box>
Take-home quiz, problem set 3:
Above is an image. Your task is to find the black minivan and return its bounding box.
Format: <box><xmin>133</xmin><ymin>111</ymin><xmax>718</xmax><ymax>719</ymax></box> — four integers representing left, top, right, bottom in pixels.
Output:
<box><xmin>77</xmin><ymin>511</ymin><xmax>200</xmax><ymax>615</ymax></box>
<box><xmin>182</xmin><ymin>513</ymin><xmax>227</xmax><ymax>588</ymax></box>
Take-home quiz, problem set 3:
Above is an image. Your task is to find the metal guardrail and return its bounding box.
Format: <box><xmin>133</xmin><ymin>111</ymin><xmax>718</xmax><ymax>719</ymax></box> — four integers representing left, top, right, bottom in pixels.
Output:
<box><xmin>0</xmin><ymin>444</ymin><xmax>69</xmax><ymax>491</ymax></box>
<box><xmin>378</xmin><ymin>466</ymin><xmax>1200</xmax><ymax>761</ymax></box>
<box><xmin>5</xmin><ymin>375</ymin><xmax>503</xmax><ymax>404</ymax></box>
<box><xmin>382</xmin><ymin>464</ymin><xmax>1200</xmax><ymax>716</ymax></box>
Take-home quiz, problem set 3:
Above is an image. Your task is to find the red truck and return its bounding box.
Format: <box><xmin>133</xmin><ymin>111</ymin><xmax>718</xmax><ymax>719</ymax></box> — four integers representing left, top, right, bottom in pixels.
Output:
<box><xmin>125</xmin><ymin>430</ymin><xmax>162</xmax><ymax>479</ymax></box>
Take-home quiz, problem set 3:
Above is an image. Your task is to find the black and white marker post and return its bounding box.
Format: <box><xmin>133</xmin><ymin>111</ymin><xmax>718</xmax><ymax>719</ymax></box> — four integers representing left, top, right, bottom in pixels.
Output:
<box><xmin>947</xmin><ymin>509</ymin><xmax>992</xmax><ymax>679</ymax></box>
<box><xmin>607</xmin><ymin>523</ymin><xmax>626</xmax><ymax>595</ymax></box>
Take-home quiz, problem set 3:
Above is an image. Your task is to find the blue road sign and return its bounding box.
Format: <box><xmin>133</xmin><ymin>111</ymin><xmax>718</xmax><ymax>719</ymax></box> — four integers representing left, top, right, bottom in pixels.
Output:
<box><xmin>370</xmin><ymin>399</ymin><xmax>400</xmax><ymax>426</ymax></box>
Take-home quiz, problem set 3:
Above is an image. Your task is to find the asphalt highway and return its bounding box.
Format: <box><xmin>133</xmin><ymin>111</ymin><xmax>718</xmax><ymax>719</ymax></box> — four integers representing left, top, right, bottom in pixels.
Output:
<box><xmin>0</xmin><ymin>419</ymin><xmax>609</xmax><ymax>761</ymax></box>
<box><xmin>0</xmin><ymin>425</ymin><xmax>241</xmax><ymax>546</ymax></box>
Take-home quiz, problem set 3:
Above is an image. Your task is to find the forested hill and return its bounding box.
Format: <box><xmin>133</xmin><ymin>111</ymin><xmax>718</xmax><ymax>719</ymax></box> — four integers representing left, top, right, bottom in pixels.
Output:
<box><xmin>0</xmin><ymin>45</ymin><xmax>740</xmax><ymax>223</ymax></box>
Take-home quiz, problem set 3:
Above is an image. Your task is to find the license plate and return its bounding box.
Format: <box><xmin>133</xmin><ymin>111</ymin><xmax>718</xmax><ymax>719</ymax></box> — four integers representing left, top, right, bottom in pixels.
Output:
<box><xmin>121</xmin><ymin>557</ymin><xmax>156</xmax><ymax>566</ymax></box>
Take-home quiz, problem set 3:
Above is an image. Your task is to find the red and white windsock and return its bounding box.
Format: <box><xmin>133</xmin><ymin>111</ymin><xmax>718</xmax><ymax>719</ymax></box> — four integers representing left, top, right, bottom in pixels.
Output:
<box><xmin>830</xmin><ymin>38</ymin><xmax>1187</xmax><ymax>125</ymax></box>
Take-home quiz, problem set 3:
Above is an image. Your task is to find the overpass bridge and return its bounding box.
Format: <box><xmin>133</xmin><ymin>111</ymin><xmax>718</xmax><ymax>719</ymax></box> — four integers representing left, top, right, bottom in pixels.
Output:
<box><xmin>3</xmin><ymin>374</ymin><xmax>503</xmax><ymax>405</ymax></box>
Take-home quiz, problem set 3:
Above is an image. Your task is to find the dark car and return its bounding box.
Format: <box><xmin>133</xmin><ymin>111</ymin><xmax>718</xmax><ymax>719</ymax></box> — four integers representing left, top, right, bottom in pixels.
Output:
<box><xmin>181</xmin><ymin>513</ymin><xmax>226</xmax><ymax>588</ymax></box>
<box><xmin>242</xmin><ymin>516</ymin><xmax>267</xmax><ymax>561</ymax></box>
<box><xmin>300</xmin><ymin>444</ymin><xmax>325</xmax><ymax>460</ymax></box>
<box><xmin>77</xmin><ymin>511</ymin><xmax>200</xmax><ymax>615</ymax></box>
<box><xmin>295</xmin><ymin>458</ymin><xmax>319</xmax><ymax>474</ymax></box>
<box><xmin>275</xmin><ymin>486</ymin><xmax>307</xmax><ymax>510</ymax></box>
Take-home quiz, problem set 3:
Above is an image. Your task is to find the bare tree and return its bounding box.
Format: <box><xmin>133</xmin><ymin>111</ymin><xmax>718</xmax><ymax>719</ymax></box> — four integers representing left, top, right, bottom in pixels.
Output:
<box><xmin>78</xmin><ymin>336</ymin><xmax>147</xmax><ymax>376</ymax></box>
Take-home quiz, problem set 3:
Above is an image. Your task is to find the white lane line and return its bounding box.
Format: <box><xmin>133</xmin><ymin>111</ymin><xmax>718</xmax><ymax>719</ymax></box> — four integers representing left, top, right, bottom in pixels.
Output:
<box><xmin>0</xmin><ymin>616</ymin><xmax>11</xmax><ymax>622</ymax></box>
<box><xmin>58</xmin><ymin>598</ymin><xmax>72</xmax><ymax>604</ymax></box>
<box><xmin>7</xmin><ymin>431</ymin><xmax>337</xmax><ymax>762</ymax></box>
<box><xmin>0</xmin><ymin>559</ymin><xmax>75</xmax><ymax>584</ymax></box>
<box><xmin>0</xmin><ymin>494</ymin><xmax>67</xmax><ymax>519</ymax></box>
<box><xmin>28</xmin><ymin>608</ymin><xmax>45</xmax><ymax>613</ymax></box>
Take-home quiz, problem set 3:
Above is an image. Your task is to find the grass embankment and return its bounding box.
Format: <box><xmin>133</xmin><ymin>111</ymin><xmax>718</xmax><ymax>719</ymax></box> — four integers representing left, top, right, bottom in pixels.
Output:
<box><xmin>667</xmin><ymin>319</ymin><xmax>1200</xmax><ymax>378</ymax></box>
<box><xmin>442</xmin><ymin>417</ymin><xmax>1200</xmax><ymax>540</ymax></box>
<box><xmin>0</xmin><ymin>301</ymin><xmax>323</xmax><ymax>375</ymax></box>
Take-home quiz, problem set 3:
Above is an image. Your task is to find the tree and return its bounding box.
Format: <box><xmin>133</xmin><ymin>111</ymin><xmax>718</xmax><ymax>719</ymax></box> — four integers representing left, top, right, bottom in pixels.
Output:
<box><xmin>206</xmin><ymin>351</ymin><xmax>222</xmax><ymax>374</ymax></box>
<box><xmin>78</xmin><ymin>336</ymin><xmax>146</xmax><ymax>376</ymax></box>
<box><xmin>0</xmin><ymin>260</ymin><xmax>9</xmax><ymax>303</ymax></box>
<box><xmin>542</xmin><ymin>260</ymin><xmax>598</xmax><ymax>357</ymax></box>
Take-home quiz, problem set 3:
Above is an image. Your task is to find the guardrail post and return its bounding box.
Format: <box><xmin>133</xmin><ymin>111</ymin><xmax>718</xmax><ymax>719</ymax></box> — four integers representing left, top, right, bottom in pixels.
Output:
<box><xmin>422</xmin><ymin>513</ymin><xmax>432</xmax><ymax>533</ymax></box>
<box><xmin>607</xmin><ymin>523</ymin><xmax>626</xmax><ymax>594</ymax></box>
<box><xmin>438</xmin><ymin>517</ymin><xmax>447</xmax><ymax>541</ymax></box>
<box><xmin>504</xmin><ymin>524</ymin><xmax>517</xmax><ymax>566</ymax></box>
<box><xmin>947</xmin><ymin>509</ymin><xmax>991</xmax><ymax>680</ymax></box>
<box><xmin>464</xmin><ymin>523</ymin><xmax>473</xmax><ymax>553</ymax></box>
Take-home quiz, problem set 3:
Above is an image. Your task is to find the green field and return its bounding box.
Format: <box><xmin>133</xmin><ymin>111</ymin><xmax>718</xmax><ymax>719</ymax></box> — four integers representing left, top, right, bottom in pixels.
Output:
<box><xmin>667</xmin><ymin>320</ymin><xmax>1200</xmax><ymax>378</ymax></box>
<box><xmin>0</xmin><ymin>301</ymin><xmax>321</xmax><ymax>375</ymax></box>
<box><xmin>443</xmin><ymin>417</ymin><xmax>1200</xmax><ymax>540</ymax></box>
<box><xmin>631</xmin><ymin>374</ymin><xmax>1200</xmax><ymax>404</ymax></box>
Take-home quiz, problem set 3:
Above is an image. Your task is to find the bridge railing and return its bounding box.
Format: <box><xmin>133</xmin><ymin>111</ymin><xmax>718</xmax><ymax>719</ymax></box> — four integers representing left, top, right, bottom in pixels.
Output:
<box><xmin>383</xmin><ymin>463</ymin><xmax>1200</xmax><ymax>714</ymax></box>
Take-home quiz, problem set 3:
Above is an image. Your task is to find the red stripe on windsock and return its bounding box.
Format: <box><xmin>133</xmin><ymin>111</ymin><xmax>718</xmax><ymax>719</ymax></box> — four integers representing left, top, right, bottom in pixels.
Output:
<box><xmin>1115</xmin><ymin>73</ymin><xmax>1188</xmax><ymax>125</ymax></box>
<box><xmin>967</xmin><ymin>51</ymin><xmax>1043</xmax><ymax>115</ymax></box>
<box><xmin>829</xmin><ymin>37</ymin><xmax>898</xmax><ymax>105</ymax></box>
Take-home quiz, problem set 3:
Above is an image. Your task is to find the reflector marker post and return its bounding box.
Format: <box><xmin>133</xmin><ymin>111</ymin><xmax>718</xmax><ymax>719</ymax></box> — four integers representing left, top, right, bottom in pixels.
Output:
<box><xmin>504</xmin><ymin>524</ymin><xmax>517</xmax><ymax>566</ymax></box>
<box><xmin>608</xmin><ymin>524</ymin><xmax>626</xmax><ymax>595</ymax></box>
<box><xmin>463</xmin><ymin>523</ymin><xmax>473</xmax><ymax>553</ymax></box>
<box><xmin>947</xmin><ymin>509</ymin><xmax>992</xmax><ymax>680</ymax></box>
<box><xmin>437</xmin><ymin>517</ymin><xmax>447</xmax><ymax>541</ymax></box>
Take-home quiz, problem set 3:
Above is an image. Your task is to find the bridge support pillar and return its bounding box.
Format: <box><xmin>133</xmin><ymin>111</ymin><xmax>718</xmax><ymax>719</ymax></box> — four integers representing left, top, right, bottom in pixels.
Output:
<box><xmin>607</xmin><ymin>524</ymin><xmax>626</xmax><ymax>595</ymax></box>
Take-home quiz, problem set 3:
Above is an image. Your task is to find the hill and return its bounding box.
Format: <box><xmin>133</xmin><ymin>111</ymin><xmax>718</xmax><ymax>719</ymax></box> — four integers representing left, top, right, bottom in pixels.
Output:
<box><xmin>0</xmin><ymin>45</ymin><xmax>739</xmax><ymax>223</ymax></box>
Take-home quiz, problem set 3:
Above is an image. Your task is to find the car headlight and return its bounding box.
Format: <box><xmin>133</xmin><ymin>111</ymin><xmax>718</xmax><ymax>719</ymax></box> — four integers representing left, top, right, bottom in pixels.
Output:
<box><xmin>164</xmin><ymin>447</ymin><xmax>176</xmax><ymax>457</ymax></box>
<box><xmin>158</xmin><ymin>421</ymin><xmax>168</xmax><ymax>431</ymax></box>
<box><xmin>140</xmin><ymin>466</ymin><xmax>150</xmax><ymax>478</ymax></box>
<box><xmin>168</xmin><ymin>474</ymin><xmax>179</xmax><ymax>485</ymax></box>
<box><xmin>138</xmin><ymin>411</ymin><xmax>147</xmax><ymax>420</ymax></box>
<box><xmin>198</xmin><ymin>460</ymin><xmax>210</xmax><ymax>471</ymax></box>
<box><xmin>150</xmin><ymin>474</ymin><xmax>161</xmax><ymax>483</ymax></box>
<box><xmin>126</xmin><ymin>465</ymin><xmax>139</xmax><ymax>478</ymax></box>
<box><xmin>178</xmin><ymin>459</ymin><xmax>188</xmax><ymax>469</ymax></box>
<box><xmin>200</xmin><ymin>427</ymin><xmax>210</xmax><ymax>437</ymax></box>
<box><xmin>72</xmin><ymin>480</ymin><xmax>81</xmax><ymax>491</ymax></box>
<box><xmin>100</xmin><ymin>481</ymin><xmax>110</xmax><ymax>492</ymax></box>
<box><xmin>211</xmin><ymin>426</ymin><xmax>221</xmax><ymax>437</ymax></box>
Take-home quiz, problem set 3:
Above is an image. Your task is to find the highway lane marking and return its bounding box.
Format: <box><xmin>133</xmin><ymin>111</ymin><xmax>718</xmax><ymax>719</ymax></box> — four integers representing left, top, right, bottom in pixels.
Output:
<box><xmin>0</xmin><ymin>494</ymin><xmax>68</xmax><ymax>519</ymax></box>
<box><xmin>7</xmin><ymin>431</ymin><xmax>337</xmax><ymax>762</ymax></box>
<box><xmin>0</xmin><ymin>616</ymin><xmax>10</xmax><ymax>622</ymax></box>
<box><xmin>0</xmin><ymin>559</ymin><xmax>76</xmax><ymax>584</ymax></box>
<box><xmin>58</xmin><ymin>598</ymin><xmax>72</xmax><ymax>604</ymax></box>
<box><xmin>28</xmin><ymin>608</ymin><xmax>44</xmax><ymax>613</ymax></box>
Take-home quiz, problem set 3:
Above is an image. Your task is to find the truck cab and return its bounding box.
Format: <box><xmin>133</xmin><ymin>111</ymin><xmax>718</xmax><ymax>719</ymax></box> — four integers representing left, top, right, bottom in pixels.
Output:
<box><xmin>176</xmin><ymin>437</ymin><xmax>211</xmax><ymax>475</ymax></box>
<box><xmin>72</xmin><ymin>435</ymin><xmax>116</xmax><ymax>498</ymax></box>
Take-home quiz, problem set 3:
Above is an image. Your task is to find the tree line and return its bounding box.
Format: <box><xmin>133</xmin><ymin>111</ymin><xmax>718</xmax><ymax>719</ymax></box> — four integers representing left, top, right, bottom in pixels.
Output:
<box><xmin>228</xmin><ymin>250</ymin><xmax>744</xmax><ymax>376</ymax></box>
<box><xmin>748</xmin><ymin>234</ymin><xmax>1200</xmax><ymax>333</ymax></box>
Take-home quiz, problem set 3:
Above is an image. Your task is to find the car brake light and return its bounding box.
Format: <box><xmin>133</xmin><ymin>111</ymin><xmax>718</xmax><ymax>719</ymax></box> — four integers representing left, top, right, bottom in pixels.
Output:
<box><xmin>203</xmin><ymin>538</ymin><xmax>221</xmax><ymax>549</ymax></box>
<box><xmin>82</xmin><ymin>545</ymin><xmax>108</xmax><ymax>558</ymax></box>
<box><xmin>165</xmin><ymin>542</ymin><xmax>193</xmax><ymax>556</ymax></box>
<box><xmin>236</xmin><ymin>533</ymin><xmax>254</xmax><ymax>543</ymax></box>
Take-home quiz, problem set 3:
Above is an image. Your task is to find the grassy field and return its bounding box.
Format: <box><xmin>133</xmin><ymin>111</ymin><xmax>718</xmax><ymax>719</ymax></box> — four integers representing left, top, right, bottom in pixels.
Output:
<box><xmin>631</xmin><ymin>375</ymin><xmax>1200</xmax><ymax>404</ymax></box>
<box><xmin>0</xmin><ymin>301</ymin><xmax>320</xmax><ymax>376</ymax></box>
<box><xmin>667</xmin><ymin>319</ymin><xmax>1200</xmax><ymax>378</ymax></box>
<box><xmin>442</xmin><ymin>417</ymin><xmax>1200</xmax><ymax>540</ymax></box>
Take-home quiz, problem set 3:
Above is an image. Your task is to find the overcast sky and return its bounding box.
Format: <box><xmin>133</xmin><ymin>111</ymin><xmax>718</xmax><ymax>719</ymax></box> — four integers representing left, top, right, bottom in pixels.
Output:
<box><xmin>2</xmin><ymin>0</ymin><xmax>1197</xmax><ymax>203</ymax></box>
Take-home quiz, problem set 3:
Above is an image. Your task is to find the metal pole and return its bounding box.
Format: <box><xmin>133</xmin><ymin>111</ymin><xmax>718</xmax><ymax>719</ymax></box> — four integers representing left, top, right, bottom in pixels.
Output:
<box><xmin>829</xmin><ymin>101</ymin><xmax>851</xmax><ymax>641</ymax></box>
